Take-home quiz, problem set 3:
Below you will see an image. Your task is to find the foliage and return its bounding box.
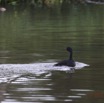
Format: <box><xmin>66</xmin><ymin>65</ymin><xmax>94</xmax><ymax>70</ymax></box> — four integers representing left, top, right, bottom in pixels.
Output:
<box><xmin>0</xmin><ymin>0</ymin><xmax>104</xmax><ymax>7</ymax></box>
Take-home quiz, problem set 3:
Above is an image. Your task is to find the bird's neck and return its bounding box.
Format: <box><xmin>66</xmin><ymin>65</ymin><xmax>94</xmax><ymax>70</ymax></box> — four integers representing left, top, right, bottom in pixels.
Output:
<box><xmin>69</xmin><ymin>51</ymin><xmax>73</xmax><ymax>60</ymax></box>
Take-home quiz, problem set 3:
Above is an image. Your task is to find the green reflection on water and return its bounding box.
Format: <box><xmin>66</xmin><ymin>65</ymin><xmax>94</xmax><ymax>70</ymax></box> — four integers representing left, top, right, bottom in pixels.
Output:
<box><xmin>0</xmin><ymin>5</ymin><xmax>104</xmax><ymax>64</ymax></box>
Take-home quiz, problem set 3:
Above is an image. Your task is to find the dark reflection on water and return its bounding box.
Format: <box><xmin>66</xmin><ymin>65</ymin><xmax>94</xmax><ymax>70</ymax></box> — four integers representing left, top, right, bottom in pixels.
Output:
<box><xmin>0</xmin><ymin>5</ymin><xmax>104</xmax><ymax>103</ymax></box>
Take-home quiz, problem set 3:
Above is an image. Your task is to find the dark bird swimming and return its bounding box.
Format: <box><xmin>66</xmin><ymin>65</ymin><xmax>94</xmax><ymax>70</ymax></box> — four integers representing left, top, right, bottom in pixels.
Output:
<box><xmin>54</xmin><ymin>47</ymin><xmax>75</xmax><ymax>67</ymax></box>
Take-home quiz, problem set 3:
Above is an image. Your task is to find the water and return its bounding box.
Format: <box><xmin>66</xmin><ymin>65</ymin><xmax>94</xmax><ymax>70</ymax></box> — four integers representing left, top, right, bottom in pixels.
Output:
<box><xmin>0</xmin><ymin>5</ymin><xmax>104</xmax><ymax>103</ymax></box>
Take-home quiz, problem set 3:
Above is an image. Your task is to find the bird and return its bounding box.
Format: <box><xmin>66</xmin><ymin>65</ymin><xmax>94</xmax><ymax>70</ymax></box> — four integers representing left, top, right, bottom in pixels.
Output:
<box><xmin>54</xmin><ymin>47</ymin><xmax>75</xmax><ymax>67</ymax></box>
<box><xmin>0</xmin><ymin>7</ymin><xmax>6</xmax><ymax>12</ymax></box>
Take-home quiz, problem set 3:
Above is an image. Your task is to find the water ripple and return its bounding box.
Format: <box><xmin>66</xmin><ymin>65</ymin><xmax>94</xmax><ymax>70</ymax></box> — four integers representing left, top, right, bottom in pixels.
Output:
<box><xmin>0</xmin><ymin>62</ymin><xmax>89</xmax><ymax>83</ymax></box>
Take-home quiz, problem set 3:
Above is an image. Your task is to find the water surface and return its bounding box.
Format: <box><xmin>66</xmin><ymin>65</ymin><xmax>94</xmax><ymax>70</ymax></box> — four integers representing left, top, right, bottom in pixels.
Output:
<box><xmin>0</xmin><ymin>5</ymin><xmax>104</xmax><ymax>103</ymax></box>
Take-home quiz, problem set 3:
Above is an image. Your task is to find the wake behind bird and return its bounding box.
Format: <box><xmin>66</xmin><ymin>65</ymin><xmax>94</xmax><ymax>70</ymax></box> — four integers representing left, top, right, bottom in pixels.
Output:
<box><xmin>0</xmin><ymin>62</ymin><xmax>89</xmax><ymax>83</ymax></box>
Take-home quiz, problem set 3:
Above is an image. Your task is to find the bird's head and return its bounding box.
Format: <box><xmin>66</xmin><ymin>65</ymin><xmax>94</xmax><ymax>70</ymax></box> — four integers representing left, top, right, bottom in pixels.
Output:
<box><xmin>66</xmin><ymin>47</ymin><xmax>72</xmax><ymax>52</ymax></box>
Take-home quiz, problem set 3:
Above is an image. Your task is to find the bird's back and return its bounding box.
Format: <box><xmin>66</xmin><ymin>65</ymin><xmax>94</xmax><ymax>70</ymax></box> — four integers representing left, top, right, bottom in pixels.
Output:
<box><xmin>55</xmin><ymin>59</ymin><xmax>75</xmax><ymax>67</ymax></box>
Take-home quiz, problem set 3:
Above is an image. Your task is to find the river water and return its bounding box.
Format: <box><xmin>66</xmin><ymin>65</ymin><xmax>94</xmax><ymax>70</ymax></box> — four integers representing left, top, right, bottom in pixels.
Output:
<box><xmin>0</xmin><ymin>4</ymin><xmax>104</xmax><ymax>103</ymax></box>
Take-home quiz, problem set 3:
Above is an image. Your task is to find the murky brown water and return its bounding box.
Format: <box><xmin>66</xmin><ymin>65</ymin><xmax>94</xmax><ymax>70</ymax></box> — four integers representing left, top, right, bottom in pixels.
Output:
<box><xmin>0</xmin><ymin>5</ymin><xmax>104</xmax><ymax>103</ymax></box>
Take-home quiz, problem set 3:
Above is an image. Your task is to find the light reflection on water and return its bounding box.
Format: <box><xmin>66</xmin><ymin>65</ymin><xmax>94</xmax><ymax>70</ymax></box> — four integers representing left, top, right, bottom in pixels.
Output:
<box><xmin>0</xmin><ymin>4</ymin><xmax>104</xmax><ymax>103</ymax></box>
<box><xmin>1</xmin><ymin>76</ymin><xmax>93</xmax><ymax>103</ymax></box>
